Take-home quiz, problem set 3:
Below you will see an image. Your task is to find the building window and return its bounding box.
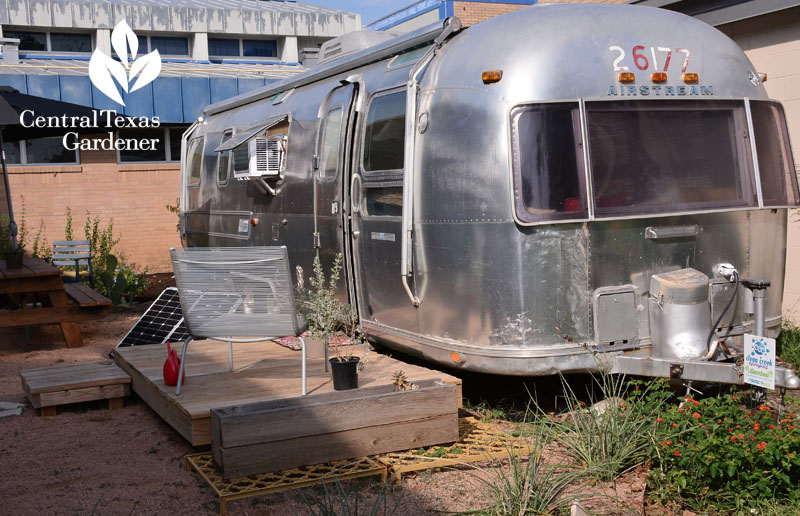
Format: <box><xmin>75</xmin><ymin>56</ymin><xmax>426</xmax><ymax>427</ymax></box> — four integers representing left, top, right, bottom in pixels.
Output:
<box><xmin>118</xmin><ymin>127</ymin><xmax>187</xmax><ymax>163</ymax></box>
<box><xmin>4</xmin><ymin>30</ymin><xmax>91</xmax><ymax>53</ymax></box>
<box><xmin>138</xmin><ymin>36</ymin><xmax>189</xmax><ymax>56</ymax></box>
<box><xmin>208</xmin><ymin>38</ymin><xmax>278</xmax><ymax>59</ymax></box>
<box><xmin>3</xmin><ymin>135</ymin><xmax>79</xmax><ymax>165</ymax></box>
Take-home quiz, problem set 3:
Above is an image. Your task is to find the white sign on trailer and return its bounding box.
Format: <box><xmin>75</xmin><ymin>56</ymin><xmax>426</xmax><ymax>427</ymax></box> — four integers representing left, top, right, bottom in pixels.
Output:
<box><xmin>744</xmin><ymin>334</ymin><xmax>776</xmax><ymax>390</ymax></box>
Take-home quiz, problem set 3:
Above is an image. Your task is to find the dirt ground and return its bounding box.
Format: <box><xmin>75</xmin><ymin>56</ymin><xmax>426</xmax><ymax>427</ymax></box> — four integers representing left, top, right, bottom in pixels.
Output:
<box><xmin>0</xmin><ymin>303</ymin><xmax>659</xmax><ymax>515</ymax></box>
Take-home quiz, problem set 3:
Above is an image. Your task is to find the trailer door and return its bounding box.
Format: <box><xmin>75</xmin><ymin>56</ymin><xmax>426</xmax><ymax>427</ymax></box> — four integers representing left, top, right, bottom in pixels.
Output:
<box><xmin>314</xmin><ymin>84</ymin><xmax>356</xmax><ymax>301</ymax></box>
<box><xmin>349</xmin><ymin>89</ymin><xmax>419</xmax><ymax>334</ymax></box>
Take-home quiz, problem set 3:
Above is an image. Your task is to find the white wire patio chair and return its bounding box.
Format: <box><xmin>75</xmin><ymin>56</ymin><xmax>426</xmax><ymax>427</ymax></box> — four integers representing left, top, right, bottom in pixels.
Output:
<box><xmin>169</xmin><ymin>246</ymin><xmax>315</xmax><ymax>396</ymax></box>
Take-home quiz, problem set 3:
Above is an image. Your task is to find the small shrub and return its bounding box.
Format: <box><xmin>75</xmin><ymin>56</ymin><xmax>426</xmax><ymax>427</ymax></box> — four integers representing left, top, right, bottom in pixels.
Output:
<box><xmin>649</xmin><ymin>392</ymin><xmax>800</xmax><ymax>511</ymax></box>
<box><xmin>291</xmin><ymin>479</ymin><xmax>397</xmax><ymax>516</ymax></box>
<box><xmin>778</xmin><ymin>319</ymin><xmax>800</xmax><ymax>372</ymax></box>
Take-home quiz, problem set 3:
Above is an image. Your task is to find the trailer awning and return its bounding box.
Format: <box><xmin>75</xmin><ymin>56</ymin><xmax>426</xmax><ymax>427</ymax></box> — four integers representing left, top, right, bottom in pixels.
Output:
<box><xmin>214</xmin><ymin>114</ymin><xmax>288</xmax><ymax>152</ymax></box>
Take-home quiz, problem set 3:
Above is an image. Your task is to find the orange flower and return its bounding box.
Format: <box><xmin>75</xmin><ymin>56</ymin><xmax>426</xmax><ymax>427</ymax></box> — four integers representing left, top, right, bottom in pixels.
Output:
<box><xmin>678</xmin><ymin>407</ymin><xmax>684</xmax><ymax>413</ymax></box>
<box><xmin>656</xmin><ymin>417</ymin><xmax>663</xmax><ymax>422</ymax></box>
<box><xmin>736</xmin><ymin>425</ymin><xmax>741</xmax><ymax>429</ymax></box>
<box><xmin>738</xmin><ymin>433</ymin><xmax>744</xmax><ymax>439</ymax></box>
<box><xmin>757</xmin><ymin>441</ymin><xmax>767</xmax><ymax>451</ymax></box>
<box><xmin>692</xmin><ymin>412</ymin><xmax>701</xmax><ymax>419</ymax></box>
<box><xmin>730</xmin><ymin>436</ymin><xmax>738</xmax><ymax>443</ymax></box>
<box><xmin>672</xmin><ymin>423</ymin><xmax>678</xmax><ymax>428</ymax></box>
<box><xmin>674</xmin><ymin>451</ymin><xmax>681</xmax><ymax>456</ymax></box>
<box><xmin>754</xmin><ymin>423</ymin><xmax>760</xmax><ymax>431</ymax></box>
<box><xmin>661</xmin><ymin>441</ymin><xmax>672</xmax><ymax>446</ymax></box>
<box><xmin>770</xmin><ymin>424</ymin><xmax>776</xmax><ymax>430</ymax></box>
<box><xmin>759</xmin><ymin>404</ymin><xmax>770</xmax><ymax>412</ymax></box>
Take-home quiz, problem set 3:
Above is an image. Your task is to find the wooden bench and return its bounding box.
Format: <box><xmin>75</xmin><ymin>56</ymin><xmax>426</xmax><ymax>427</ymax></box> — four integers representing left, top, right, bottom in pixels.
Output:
<box><xmin>63</xmin><ymin>283</ymin><xmax>112</xmax><ymax>308</ymax></box>
<box><xmin>20</xmin><ymin>362</ymin><xmax>131</xmax><ymax>416</ymax></box>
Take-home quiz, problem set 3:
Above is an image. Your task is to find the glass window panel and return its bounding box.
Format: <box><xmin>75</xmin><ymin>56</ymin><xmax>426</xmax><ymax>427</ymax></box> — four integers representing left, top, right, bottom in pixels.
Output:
<box><xmin>168</xmin><ymin>128</ymin><xmax>184</xmax><ymax>162</ymax></box>
<box><xmin>137</xmin><ymin>35</ymin><xmax>148</xmax><ymax>54</ymax></box>
<box><xmin>149</xmin><ymin>37</ymin><xmax>188</xmax><ymax>56</ymax></box>
<box><xmin>587</xmin><ymin>100</ymin><xmax>756</xmax><ymax>217</ymax></box>
<box><xmin>750</xmin><ymin>101</ymin><xmax>800</xmax><ymax>207</ymax></box>
<box><xmin>118</xmin><ymin>129</ymin><xmax>166</xmax><ymax>162</ymax></box>
<box><xmin>187</xmin><ymin>137</ymin><xmax>204</xmax><ymax>186</ymax></box>
<box><xmin>218</xmin><ymin>130</ymin><xmax>233</xmax><ymax>184</ymax></box>
<box><xmin>363</xmin><ymin>91</ymin><xmax>406</xmax><ymax>172</ymax></box>
<box><xmin>50</xmin><ymin>33</ymin><xmax>91</xmax><ymax>52</ymax></box>
<box><xmin>3</xmin><ymin>141</ymin><xmax>21</xmax><ymax>165</ymax></box>
<box><xmin>365</xmin><ymin>186</ymin><xmax>403</xmax><ymax>217</ymax></box>
<box><xmin>5</xmin><ymin>31</ymin><xmax>46</xmax><ymax>51</ymax></box>
<box><xmin>243</xmin><ymin>39</ymin><xmax>277</xmax><ymax>58</ymax></box>
<box><xmin>25</xmin><ymin>136</ymin><xmax>78</xmax><ymax>164</ymax></box>
<box><xmin>320</xmin><ymin>108</ymin><xmax>342</xmax><ymax>180</ymax></box>
<box><xmin>510</xmin><ymin>103</ymin><xmax>586</xmax><ymax>223</ymax></box>
<box><xmin>208</xmin><ymin>38</ymin><xmax>240</xmax><ymax>57</ymax></box>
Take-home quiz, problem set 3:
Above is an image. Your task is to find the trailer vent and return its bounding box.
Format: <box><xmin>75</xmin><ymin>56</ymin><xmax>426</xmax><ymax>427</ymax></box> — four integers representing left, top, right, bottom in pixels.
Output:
<box><xmin>233</xmin><ymin>136</ymin><xmax>285</xmax><ymax>180</ymax></box>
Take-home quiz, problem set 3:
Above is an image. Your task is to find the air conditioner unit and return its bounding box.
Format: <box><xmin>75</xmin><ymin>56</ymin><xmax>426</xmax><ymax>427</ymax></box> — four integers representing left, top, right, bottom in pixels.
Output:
<box><xmin>233</xmin><ymin>136</ymin><xmax>285</xmax><ymax>180</ymax></box>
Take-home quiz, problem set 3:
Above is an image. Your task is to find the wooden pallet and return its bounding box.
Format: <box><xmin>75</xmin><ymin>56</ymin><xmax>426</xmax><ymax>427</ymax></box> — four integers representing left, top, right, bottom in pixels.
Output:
<box><xmin>19</xmin><ymin>362</ymin><xmax>131</xmax><ymax>416</ymax></box>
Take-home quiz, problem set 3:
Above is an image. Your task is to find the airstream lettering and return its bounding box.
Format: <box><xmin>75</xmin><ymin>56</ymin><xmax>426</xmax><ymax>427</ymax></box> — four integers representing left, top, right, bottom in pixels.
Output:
<box><xmin>180</xmin><ymin>5</ymin><xmax>800</xmax><ymax>387</ymax></box>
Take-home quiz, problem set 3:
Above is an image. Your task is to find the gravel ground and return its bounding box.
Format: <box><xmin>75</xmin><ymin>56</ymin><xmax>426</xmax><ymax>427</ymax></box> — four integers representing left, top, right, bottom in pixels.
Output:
<box><xmin>0</xmin><ymin>306</ymin><xmax>654</xmax><ymax>515</ymax></box>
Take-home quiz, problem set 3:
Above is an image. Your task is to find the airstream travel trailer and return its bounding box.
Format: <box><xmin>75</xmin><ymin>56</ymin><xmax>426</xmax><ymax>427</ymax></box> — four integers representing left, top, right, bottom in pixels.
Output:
<box><xmin>179</xmin><ymin>4</ymin><xmax>800</xmax><ymax>388</ymax></box>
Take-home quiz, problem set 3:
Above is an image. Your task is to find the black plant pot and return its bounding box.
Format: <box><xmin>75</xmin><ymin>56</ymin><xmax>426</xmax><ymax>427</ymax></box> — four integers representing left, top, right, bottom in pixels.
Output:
<box><xmin>4</xmin><ymin>251</ymin><xmax>23</xmax><ymax>269</ymax></box>
<box><xmin>329</xmin><ymin>357</ymin><xmax>360</xmax><ymax>390</ymax></box>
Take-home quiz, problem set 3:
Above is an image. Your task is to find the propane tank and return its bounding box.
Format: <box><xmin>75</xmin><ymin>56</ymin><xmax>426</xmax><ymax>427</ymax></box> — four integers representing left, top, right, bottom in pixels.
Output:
<box><xmin>649</xmin><ymin>268</ymin><xmax>711</xmax><ymax>359</ymax></box>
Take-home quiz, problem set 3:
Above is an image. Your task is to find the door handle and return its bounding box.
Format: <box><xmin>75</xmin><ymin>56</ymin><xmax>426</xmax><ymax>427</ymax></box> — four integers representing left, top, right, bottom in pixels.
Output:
<box><xmin>351</xmin><ymin>174</ymin><xmax>362</xmax><ymax>213</ymax></box>
<box><xmin>352</xmin><ymin>230</ymin><xmax>360</xmax><ymax>238</ymax></box>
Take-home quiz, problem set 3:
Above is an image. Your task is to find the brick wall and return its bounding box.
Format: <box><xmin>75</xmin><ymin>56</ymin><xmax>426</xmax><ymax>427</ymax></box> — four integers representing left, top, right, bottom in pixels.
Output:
<box><xmin>8</xmin><ymin>137</ymin><xmax>181</xmax><ymax>273</ymax></box>
<box><xmin>452</xmin><ymin>2</ymin><xmax>529</xmax><ymax>27</ymax></box>
<box><xmin>718</xmin><ymin>8</ymin><xmax>800</xmax><ymax>320</ymax></box>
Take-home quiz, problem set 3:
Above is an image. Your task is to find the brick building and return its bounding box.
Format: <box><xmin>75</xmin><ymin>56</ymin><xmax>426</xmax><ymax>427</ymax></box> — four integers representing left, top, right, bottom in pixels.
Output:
<box><xmin>0</xmin><ymin>0</ymin><xmax>359</xmax><ymax>272</ymax></box>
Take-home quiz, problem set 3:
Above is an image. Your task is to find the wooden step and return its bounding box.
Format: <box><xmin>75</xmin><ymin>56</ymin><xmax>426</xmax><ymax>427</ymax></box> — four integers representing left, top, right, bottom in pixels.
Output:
<box><xmin>20</xmin><ymin>362</ymin><xmax>131</xmax><ymax>416</ymax></box>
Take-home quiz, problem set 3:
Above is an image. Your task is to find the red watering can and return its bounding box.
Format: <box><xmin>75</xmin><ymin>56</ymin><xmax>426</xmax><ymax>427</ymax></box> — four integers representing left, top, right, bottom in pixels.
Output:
<box><xmin>163</xmin><ymin>342</ymin><xmax>185</xmax><ymax>386</ymax></box>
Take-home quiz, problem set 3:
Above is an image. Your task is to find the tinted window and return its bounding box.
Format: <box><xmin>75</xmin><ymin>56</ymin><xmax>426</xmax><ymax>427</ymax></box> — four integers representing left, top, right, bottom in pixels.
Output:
<box><xmin>365</xmin><ymin>186</ymin><xmax>403</xmax><ymax>217</ymax></box>
<box><xmin>137</xmin><ymin>35</ymin><xmax>148</xmax><ymax>54</ymax></box>
<box><xmin>363</xmin><ymin>91</ymin><xmax>405</xmax><ymax>172</ymax></box>
<box><xmin>3</xmin><ymin>141</ymin><xmax>20</xmax><ymax>164</ymax></box>
<box><xmin>50</xmin><ymin>33</ymin><xmax>91</xmax><ymax>52</ymax></box>
<box><xmin>587</xmin><ymin>100</ymin><xmax>755</xmax><ymax>217</ymax></box>
<box><xmin>150</xmin><ymin>37</ymin><xmax>188</xmax><ymax>56</ymax></box>
<box><xmin>187</xmin><ymin>137</ymin><xmax>204</xmax><ymax>186</ymax></box>
<box><xmin>118</xmin><ymin>129</ymin><xmax>166</xmax><ymax>162</ymax></box>
<box><xmin>169</xmin><ymin>128</ymin><xmax>184</xmax><ymax>162</ymax></box>
<box><xmin>26</xmin><ymin>136</ymin><xmax>78</xmax><ymax>164</ymax></box>
<box><xmin>208</xmin><ymin>38</ymin><xmax>239</xmax><ymax>56</ymax></box>
<box><xmin>218</xmin><ymin>130</ymin><xmax>233</xmax><ymax>184</ymax></box>
<box><xmin>320</xmin><ymin>108</ymin><xmax>342</xmax><ymax>180</ymax></box>
<box><xmin>5</xmin><ymin>31</ymin><xmax>46</xmax><ymax>51</ymax></box>
<box><xmin>510</xmin><ymin>103</ymin><xmax>585</xmax><ymax>223</ymax></box>
<box><xmin>750</xmin><ymin>101</ymin><xmax>800</xmax><ymax>207</ymax></box>
<box><xmin>243</xmin><ymin>39</ymin><xmax>277</xmax><ymax>58</ymax></box>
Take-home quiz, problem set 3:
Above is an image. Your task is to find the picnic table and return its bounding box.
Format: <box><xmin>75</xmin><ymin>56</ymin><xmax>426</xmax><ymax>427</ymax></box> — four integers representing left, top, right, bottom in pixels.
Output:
<box><xmin>0</xmin><ymin>257</ymin><xmax>111</xmax><ymax>348</ymax></box>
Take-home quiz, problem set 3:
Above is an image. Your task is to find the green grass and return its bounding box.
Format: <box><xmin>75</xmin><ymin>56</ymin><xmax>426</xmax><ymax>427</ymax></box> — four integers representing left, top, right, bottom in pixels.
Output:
<box><xmin>778</xmin><ymin>319</ymin><xmax>800</xmax><ymax>371</ymax></box>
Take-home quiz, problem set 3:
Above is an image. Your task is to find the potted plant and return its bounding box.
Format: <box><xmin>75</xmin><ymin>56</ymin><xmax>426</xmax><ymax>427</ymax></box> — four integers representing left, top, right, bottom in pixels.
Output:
<box><xmin>300</xmin><ymin>253</ymin><xmax>368</xmax><ymax>390</ymax></box>
<box><xmin>0</xmin><ymin>215</ymin><xmax>24</xmax><ymax>269</ymax></box>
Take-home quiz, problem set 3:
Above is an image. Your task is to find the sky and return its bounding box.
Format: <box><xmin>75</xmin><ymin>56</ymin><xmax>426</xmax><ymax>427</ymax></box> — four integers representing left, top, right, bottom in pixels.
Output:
<box><xmin>304</xmin><ymin>0</ymin><xmax>415</xmax><ymax>26</ymax></box>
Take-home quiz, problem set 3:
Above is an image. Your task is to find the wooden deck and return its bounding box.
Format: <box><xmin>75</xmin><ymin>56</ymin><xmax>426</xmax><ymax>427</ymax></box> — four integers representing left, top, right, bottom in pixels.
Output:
<box><xmin>114</xmin><ymin>340</ymin><xmax>462</xmax><ymax>446</ymax></box>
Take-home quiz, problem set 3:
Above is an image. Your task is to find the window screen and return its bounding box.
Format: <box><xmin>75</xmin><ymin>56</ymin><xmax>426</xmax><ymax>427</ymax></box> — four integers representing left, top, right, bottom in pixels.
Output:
<box><xmin>320</xmin><ymin>108</ymin><xmax>342</xmax><ymax>180</ymax></box>
<box><xmin>150</xmin><ymin>37</ymin><xmax>188</xmax><ymax>56</ymax></box>
<box><xmin>218</xmin><ymin>130</ymin><xmax>233</xmax><ymax>184</ymax></box>
<box><xmin>187</xmin><ymin>137</ymin><xmax>204</xmax><ymax>186</ymax></box>
<box><xmin>750</xmin><ymin>101</ymin><xmax>800</xmax><ymax>207</ymax></box>
<box><xmin>363</xmin><ymin>91</ymin><xmax>406</xmax><ymax>173</ymax></box>
<box><xmin>50</xmin><ymin>33</ymin><xmax>91</xmax><ymax>52</ymax></box>
<box><xmin>510</xmin><ymin>103</ymin><xmax>586</xmax><ymax>223</ymax></box>
<box><xmin>586</xmin><ymin>100</ymin><xmax>756</xmax><ymax>217</ymax></box>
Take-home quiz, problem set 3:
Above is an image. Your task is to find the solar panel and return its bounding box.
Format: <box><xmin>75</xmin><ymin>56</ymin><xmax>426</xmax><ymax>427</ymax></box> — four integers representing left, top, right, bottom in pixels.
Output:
<box><xmin>117</xmin><ymin>287</ymin><xmax>192</xmax><ymax>347</ymax></box>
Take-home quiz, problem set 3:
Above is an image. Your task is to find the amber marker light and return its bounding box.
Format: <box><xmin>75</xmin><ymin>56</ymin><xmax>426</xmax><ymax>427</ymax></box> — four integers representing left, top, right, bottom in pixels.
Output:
<box><xmin>682</xmin><ymin>73</ymin><xmax>699</xmax><ymax>83</ymax></box>
<box><xmin>651</xmin><ymin>72</ymin><xmax>667</xmax><ymax>83</ymax></box>
<box><xmin>481</xmin><ymin>70</ymin><xmax>503</xmax><ymax>84</ymax></box>
<box><xmin>758</xmin><ymin>72</ymin><xmax>768</xmax><ymax>82</ymax></box>
<box><xmin>450</xmin><ymin>352</ymin><xmax>463</xmax><ymax>364</ymax></box>
<box><xmin>618</xmin><ymin>72</ymin><xmax>635</xmax><ymax>83</ymax></box>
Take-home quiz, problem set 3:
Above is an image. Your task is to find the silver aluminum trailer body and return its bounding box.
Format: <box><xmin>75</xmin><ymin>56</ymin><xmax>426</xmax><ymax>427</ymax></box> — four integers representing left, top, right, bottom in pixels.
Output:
<box><xmin>180</xmin><ymin>4</ymin><xmax>800</xmax><ymax>382</ymax></box>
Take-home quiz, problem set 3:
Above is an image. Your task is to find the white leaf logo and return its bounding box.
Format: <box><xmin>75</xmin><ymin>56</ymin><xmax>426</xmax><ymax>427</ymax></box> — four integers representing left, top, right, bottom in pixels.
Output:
<box><xmin>88</xmin><ymin>20</ymin><xmax>162</xmax><ymax>107</ymax></box>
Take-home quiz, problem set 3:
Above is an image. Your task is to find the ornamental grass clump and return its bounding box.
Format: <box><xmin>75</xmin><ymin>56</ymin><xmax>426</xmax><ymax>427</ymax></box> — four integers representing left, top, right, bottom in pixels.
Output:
<box><xmin>649</xmin><ymin>392</ymin><xmax>800</xmax><ymax>508</ymax></box>
<box><xmin>541</xmin><ymin>373</ymin><xmax>671</xmax><ymax>483</ymax></box>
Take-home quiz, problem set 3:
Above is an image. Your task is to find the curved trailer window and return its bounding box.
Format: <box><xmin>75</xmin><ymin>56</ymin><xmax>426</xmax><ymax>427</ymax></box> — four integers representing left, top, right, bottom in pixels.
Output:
<box><xmin>750</xmin><ymin>101</ymin><xmax>800</xmax><ymax>207</ymax></box>
<box><xmin>586</xmin><ymin>100</ymin><xmax>757</xmax><ymax>217</ymax></box>
<box><xmin>510</xmin><ymin>102</ymin><xmax>587</xmax><ymax>224</ymax></box>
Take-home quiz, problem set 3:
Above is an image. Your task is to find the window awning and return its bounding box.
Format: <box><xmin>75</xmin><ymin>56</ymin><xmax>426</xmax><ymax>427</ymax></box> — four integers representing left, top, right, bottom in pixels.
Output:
<box><xmin>214</xmin><ymin>114</ymin><xmax>288</xmax><ymax>152</ymax></box>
